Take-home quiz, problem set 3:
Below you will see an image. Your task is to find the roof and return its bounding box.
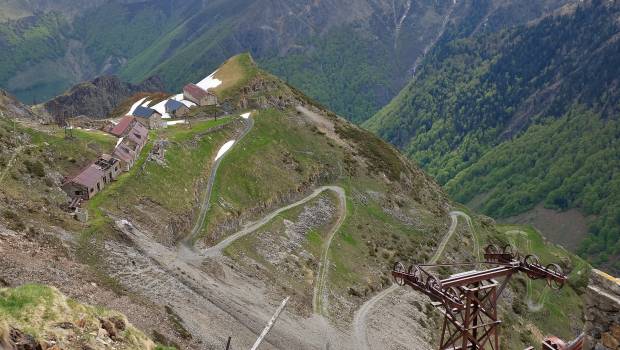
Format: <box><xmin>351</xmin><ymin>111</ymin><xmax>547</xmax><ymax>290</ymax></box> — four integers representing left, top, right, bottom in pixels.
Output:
<box><xmin>113</xmin><ymin>143</ymin><xmax>136</xmax><ymax>163</ymax></box>
<box><xmin>183</xmin><ymin>83</ymin><xmax>211</xmax><ymax>99</ymax></box>
<box><xmin>127</xmin><ymin>122</ymin><xmax>148</xmax><ymax>146</ymax></box>
<box><xmin>110</xmin><ymin>116</ymin><xmax>135</xmax><ymax>137</ymax></box>
<box><xmin>69</xmin><ymin>164</ymin><xmax>105</xmax><ymax>188</ymax></box>
<box><xmin>165</xmin><ymin>99</ymin><xmax>186</xmax><ymax>112</ymax></box>
<box><xmin>133</xmin><ymin>106</ymin><xmax>159</xmax><ymax>119</ymax></box>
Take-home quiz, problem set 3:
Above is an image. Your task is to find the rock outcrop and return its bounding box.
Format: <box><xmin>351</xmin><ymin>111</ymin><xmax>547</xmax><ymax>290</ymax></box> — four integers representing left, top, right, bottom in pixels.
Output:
<box><xmin>43</xmin><ymin>75</ymin><xmax>165</xmax><ymax>120</ymax></box>
<box><xmin>0</xmin><ymin>89</ymin><xmax>49</xmax><ymax>123</ymax></box>
<box><xmin>584</xmin><ymin>269</ymin><xmax>620</xmax><ymax>349</ymax></box>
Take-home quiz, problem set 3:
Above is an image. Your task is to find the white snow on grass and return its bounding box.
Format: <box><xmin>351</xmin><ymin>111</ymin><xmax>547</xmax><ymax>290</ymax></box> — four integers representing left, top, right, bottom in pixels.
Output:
<box><xmin>215</xmin><ymin>140</ymin><xmax>235</xmax><ymax>161</ymax></box>
<box><xmin>115</xmin><ymin>137</ymin><xmax>124</xmax><ymax>147</ymax></box>
<box><xmin>196</xmin><ymin>69</ymin><xmax>222</xmax><ymax>91</ymax></box>
<box><xmin>128</xmin><ymin>97</ymin><xmax>147</xmax><ymax>115</ymax></box>
<box><xmin>171</xmin><ymin>93</ymin><xmax>197</xmax><ymax>108</ymax></box>
<box><xmin>166</xmin><ymin>120</ymin><xmax>187</xmax><ymax>126</ymax></box>
<box><xmin>241</xmin><ymin>112</ymin><xmax>251</xmax><ymax>119</ymax></box>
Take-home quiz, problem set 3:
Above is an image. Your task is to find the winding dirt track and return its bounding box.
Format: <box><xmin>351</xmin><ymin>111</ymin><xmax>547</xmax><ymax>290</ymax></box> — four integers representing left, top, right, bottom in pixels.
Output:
<box><xmin>203</xmin><ymin>186</ymin><xmax>345</xmax><ymax>260</ymax></box>
<box><xmin>352</xmin><ymin>210</ymin><xmax>473</xmax><ymax>350</ymax></box>
<box><xmin>183</xmin><ymin>117</ymin><xmax>254</xmax><ymax>245</ymax></box>
<box><xmin>312</xmin><ymin>187</ymin><xmax>346</xmax><ymax>316</ymax></box>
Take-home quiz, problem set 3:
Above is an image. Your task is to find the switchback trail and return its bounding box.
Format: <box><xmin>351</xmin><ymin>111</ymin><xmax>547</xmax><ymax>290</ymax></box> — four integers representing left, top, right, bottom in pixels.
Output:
<box><xmin>182</xmin><ymin>116</ymin><xmax>254</xmax><ymax>246</ymax></box>
<box><xmin>203</xmin><ymin>186</ymin><xmax>346</xmax><ymax>259</ymax></box>
<box><xmin>201</xmin><ymin>185</ymin><xmax>347</xmax><ymax>349</ymax></box>
<box><xmin>352</xmin><ymin>210</ymin><xmax>473</xmax><ymax>350</ymax></box>
<box><xmin>504</xmin><ymin>229</ymin><xmax>549</xmax><ymax>312</ymax></box>
<box><xmin>450</xmin><ymin>211</ymin><xmax>480</xmax><ymax>261</ymax></box>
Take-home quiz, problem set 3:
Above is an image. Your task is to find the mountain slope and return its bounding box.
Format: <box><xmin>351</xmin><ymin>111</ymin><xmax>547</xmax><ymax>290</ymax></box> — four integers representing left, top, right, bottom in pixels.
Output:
<box><xmin>0</xmin><ymin>0</ymin><xmax>573</xmax><ymax>122</ymax></box>
<box><xmin>1</xmin><ymin>54</ymin><xmax>588</xmax><ymax>350</ymax></box>
<box><xmin>365</xmin><ymin>0</ymin><xmax>620</xmax><ymax>272</ymax></box>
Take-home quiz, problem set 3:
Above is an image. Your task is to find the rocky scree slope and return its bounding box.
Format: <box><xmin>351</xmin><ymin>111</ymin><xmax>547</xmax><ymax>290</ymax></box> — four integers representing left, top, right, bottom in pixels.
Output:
<box><xmin>366</xmin><ymin>0</ymin><xmax>620</xmax><ymax>273</ymax></box>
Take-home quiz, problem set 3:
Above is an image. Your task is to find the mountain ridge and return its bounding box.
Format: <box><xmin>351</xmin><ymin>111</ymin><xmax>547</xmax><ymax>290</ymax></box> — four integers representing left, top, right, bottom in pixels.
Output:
<box><xmin>0</xmin><ymin>0</ymin><xmax>573</xmax><ymax>122</ymax></box>
<box><xmin>0</xmin><ymin>53</ymin><xmax>589</xmax><ymax>349</ymax></box>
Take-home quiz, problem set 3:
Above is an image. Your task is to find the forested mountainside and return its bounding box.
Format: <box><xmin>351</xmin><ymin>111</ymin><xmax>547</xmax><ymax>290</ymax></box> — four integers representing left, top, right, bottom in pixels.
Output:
<box><xmin>0</xmin><ymin>0</ymin><xmax>571</xmax><ymax>122</ymax></box>
<box><xmin>366</xmin><ymin>0</ymin><xmax>620</xmax><ymax>272</ymax></box>
<box><xmin>0</xmin><ymin>54</ymin><xmax>589</xmax><ymax>349</ymax></box>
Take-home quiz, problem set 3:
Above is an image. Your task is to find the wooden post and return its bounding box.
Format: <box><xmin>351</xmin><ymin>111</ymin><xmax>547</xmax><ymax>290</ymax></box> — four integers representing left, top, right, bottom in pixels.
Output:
<box><xmin>250</xmin><ymin>297</ymin><xmax>290</xmax><ymax>350</ymax></box>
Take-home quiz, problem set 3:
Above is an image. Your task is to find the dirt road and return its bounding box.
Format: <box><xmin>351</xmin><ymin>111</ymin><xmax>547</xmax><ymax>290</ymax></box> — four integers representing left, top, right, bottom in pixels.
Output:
<box><xmin>312</xmin><ymin>187</ymin><xmax>346</xmax><ymax>316</ymax></box>
<box><xmin>183</xmin><ymin>116</ymin><xmax>254</xmax><ymax>245</ymax></box>
<box><xmin>200</xmin><ymin>184</ymin><xmax>347</xmax><ymax>315</ymax></box>
<box><xmin>352</xmin><ymin>210</ymin><xmax>473</xmax><ymax>350</ymax></box>
<box><xmin>203</xmin><ymin>186</ymin><xmax>345</xmax><ymax>258</ymax></box>
<box><xmin>200</xmin><ymin>185</ymin><xmax>347</xmax><ymax>350</ymax></box>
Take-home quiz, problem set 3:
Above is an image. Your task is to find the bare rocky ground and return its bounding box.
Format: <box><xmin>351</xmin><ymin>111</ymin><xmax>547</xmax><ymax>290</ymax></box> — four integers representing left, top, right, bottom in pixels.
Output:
<box><xmin>364</xmin><ymin>288</ymin><xmax>437</xmax><ymax>350</ymax></box>
<box><xmin>107</xmin><ymin>217</ymin><xmax>354</xmax><ymax>350</ymax></box>
<box><xmin>0</xmin><ymin>224</ymin><xmax>190</xmax><ymax>348</ymax></box>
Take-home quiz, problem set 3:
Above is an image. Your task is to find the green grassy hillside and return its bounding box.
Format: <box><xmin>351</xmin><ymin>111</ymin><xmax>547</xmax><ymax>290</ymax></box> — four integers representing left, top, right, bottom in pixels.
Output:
<box><xmin>0</xmin><ymin>284</ymin><xmax>167</xmax><ymax>349</ymax></box>
<box><xmin>366</xmin><ymin>0</ymin><xmax>620</xmax><ymax>272</ymax></box>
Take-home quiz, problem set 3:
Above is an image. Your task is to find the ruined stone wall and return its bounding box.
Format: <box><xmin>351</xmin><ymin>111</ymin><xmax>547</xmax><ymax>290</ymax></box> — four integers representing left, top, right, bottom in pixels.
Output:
<box><xmin>584</xmin><ymin>269</ymin><xmax>620</xmax><ymax>349</ymax></box>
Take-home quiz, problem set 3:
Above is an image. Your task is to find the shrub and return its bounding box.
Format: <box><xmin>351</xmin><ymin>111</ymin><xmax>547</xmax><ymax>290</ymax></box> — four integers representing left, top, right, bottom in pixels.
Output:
<box><xmin>24</xmin><ymin>159</ymin><xmax>45</xmax><ymax>177</ymax></box>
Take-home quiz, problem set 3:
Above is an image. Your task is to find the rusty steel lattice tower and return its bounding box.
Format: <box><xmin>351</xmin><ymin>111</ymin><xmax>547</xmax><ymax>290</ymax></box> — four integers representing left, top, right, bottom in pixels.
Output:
<box><xmin>392</xmin><ymin>244</ymin><xmax>567</xmax><ymax>350</ymax></box>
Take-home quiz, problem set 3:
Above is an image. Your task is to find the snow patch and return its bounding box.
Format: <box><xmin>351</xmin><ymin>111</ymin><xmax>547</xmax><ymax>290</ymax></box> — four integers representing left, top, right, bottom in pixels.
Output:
<box><xmin>166</xmin><ymin>120</ymin><xmax>187</xmax><ymax>126</ymax></box>
<box><xmin>215</xmin><ymin>140</ymin><xmax>235</xmax><ymax>161</ymax></box>
<box><xmin>161</xmin><ymin>113</ymin><xmax>171</xmax><ymax>119</ymax></box>
<box><xmin>151</xmin><ymin>99</ymin><xmax>169</xmax><ymax>115</ymax></box>
<box><xmin>128</xmin><ymin>97</ymin><xmax>147</xmax><ymax>115</ymax></box>
<box><xmin>141</xmin><ymin>99</ymin><xmax>152</xmax><ymax>108</ymax></box>
<box><xmin>171</xmin><ymin>93</ymin><xmax>197</xmax><ymax>108</ymax></box>
<box><xmin>196</xmin><ymin>70</ymin><xmax>222</xmax><ymax>91</ymax></box>
<box><xmin>241</xmin><ymin>112</ymin><xmax>251</xmax><ymax>119</ymax></box>
<box><xmin>115</xmin><ymin>137</ymin><xmax>124</xmax><ymax>147</ymax></box>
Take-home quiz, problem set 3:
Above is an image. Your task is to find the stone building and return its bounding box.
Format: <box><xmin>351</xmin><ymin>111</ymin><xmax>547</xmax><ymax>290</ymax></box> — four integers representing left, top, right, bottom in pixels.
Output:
<box><xmin>183</xmin><ymin>83</ymin><xmax>217</xmax><ymax>106</ymax></box>
<box><xmin>165</xmin><ymin>99</ymin><xmax>190</xmax><ymax>117</ymax></box>
<box><xmin>133</xmin><ymin>106</ymin><xmax>163</xmax><ymax>129</ymax></box>
<box><xmin>62</xmin><ymin>155</ymin><xmax>120</xmax><ymax>200</ymax></box>
<box><xmin>112</xmin><ymin>121</ymin><xmax>148</xmax><ymax>171</ymax></box>
<box><xmin>109</xmin><ymin>115</ymin><xmax>137</xmax><ymax>137</ymax></box>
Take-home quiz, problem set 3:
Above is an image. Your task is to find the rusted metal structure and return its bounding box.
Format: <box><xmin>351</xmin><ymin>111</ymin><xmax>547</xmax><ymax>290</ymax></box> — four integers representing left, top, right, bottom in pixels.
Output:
<box><xmin>392</xmin><ymin>244</ymin><xmax>568</xmax><ymax>350</ymax></box>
